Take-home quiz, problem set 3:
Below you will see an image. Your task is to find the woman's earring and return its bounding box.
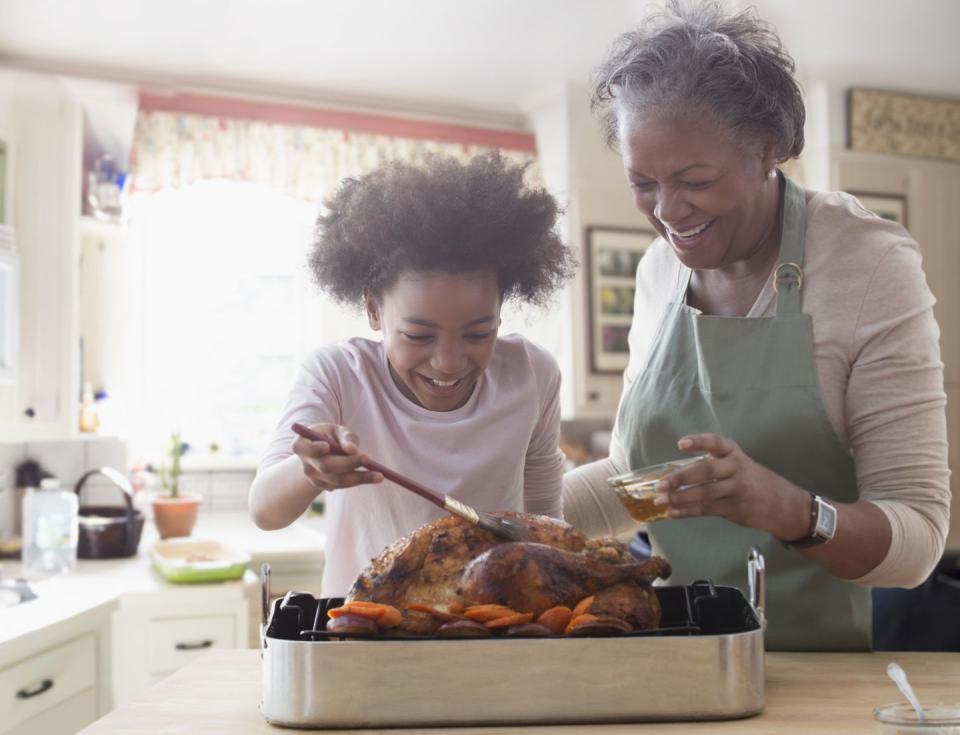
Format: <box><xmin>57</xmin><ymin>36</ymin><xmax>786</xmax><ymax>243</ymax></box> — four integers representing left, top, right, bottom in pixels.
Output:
<box><xmin>768</xmin><ymin>169</ymin><xmax>778</xmax><ymax>179</ymax></box>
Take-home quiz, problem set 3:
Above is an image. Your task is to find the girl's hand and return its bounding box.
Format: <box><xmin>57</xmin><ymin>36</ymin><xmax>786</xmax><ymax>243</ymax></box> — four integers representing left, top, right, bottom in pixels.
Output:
<box><xmin>291</xmin><ymin>423</ymin><xmax>384</xmax><ymax>492</ymax></box>
<box><xmin>653</xmin><ymin>433</ymin><xmax>811</xmax><ymax>539</ymax></box>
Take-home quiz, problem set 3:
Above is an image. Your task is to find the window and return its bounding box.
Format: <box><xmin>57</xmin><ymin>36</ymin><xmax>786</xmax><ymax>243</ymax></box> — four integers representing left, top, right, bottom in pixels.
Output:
<box><xmin>123</xmin><ymin>179</ymin><xmax>375</xmax><ymax>463</ymax></box>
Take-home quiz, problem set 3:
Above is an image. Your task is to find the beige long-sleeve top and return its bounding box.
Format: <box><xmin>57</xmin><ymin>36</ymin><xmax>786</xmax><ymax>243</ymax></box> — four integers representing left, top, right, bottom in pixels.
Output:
<box><xmin>564</xmin><ymin>190</ymin><xmax>951</xmax><ymax>588</ymax></box>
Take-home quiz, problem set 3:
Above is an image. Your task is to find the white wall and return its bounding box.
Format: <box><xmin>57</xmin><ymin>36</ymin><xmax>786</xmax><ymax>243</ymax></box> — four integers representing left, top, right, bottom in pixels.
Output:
<box><xmin>528</xmin><ymin>81</ymin><xmax>648</xmax><ymax>421</ymax></box>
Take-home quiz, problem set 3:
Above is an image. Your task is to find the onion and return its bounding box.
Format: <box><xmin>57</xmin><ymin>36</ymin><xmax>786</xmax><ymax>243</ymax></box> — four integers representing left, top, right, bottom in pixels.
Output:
<box><xmin>436</xmin><ymin>620</ymin><xmax>492</xmax><ymax>637</ymax></box>
<box><xmin>505</xmin><ymin>623</ymin><xmax>553</xmax><ymax>637</ymax></box>
<box><xmin>326</xmin><ymin>613</ymin><xmax>380</xmax><ymax>635</ymax></box>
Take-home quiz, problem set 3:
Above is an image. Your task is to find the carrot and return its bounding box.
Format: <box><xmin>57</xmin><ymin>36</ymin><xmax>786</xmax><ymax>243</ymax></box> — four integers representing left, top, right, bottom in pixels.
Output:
<box><xmin>485</xmin><ymin>612</ymin><xmax>535</xmax><ymax>629</ymax></box>
<box><xmin>565</xmin><ymin>613</ymin><xmax>598</xmax><ymax>635</ymax></box>
<box><xmin>537</xmin><ymin>606</ymin><xmax>573</xmax><ymax>635</ymax></box>
<box><xmin>464</xmin><ymin>604</ymin><xmax>516</xmax><ymax>622</ymax></box>
<box><xmin>407</xmin><ymin>604</ymin><xmax>466</xmax><ymax>623</ymax></box>
<box><xmin>327</xmin><ymin>600</ymin><xmax>383</xmax><ymax>617</ymax></box>
<box><xmin>572</xmin><ymin>596</ymin><xmax>595</xmax><ymax>616</ymax></box>
<box><xmin>327</xmin><ymin>601</ymin><xmax>402</xmax><ymax>628</ymax></box>
<box><xmin>376</xmin><ymin>605</ymin><xmax>403</xmax><ymax>629</ymax></box>
<box><xmin>448</xmin><ymin>601</ymin><xmax>466</xmax><ymax>614</ymax></box>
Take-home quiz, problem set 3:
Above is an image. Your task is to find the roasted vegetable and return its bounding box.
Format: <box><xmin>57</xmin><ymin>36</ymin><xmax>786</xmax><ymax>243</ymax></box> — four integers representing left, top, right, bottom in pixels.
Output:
<box><xmin>326</xmin><ymin>613</ymin><xmax>380</xmax><ymax>635</ymax></box>
<box><xmin>436</xmin><ymin>620</ymin><xmax>493</xmax><ymax>637</ymax></box>
<box><xmin>568</xmin><ymin>615</ymin><xmax>633</xmax><ymax>635</ymax></box>
<box><xmin>485</xmin><ymin>612</ymin><xmax>535</xmax><ymax>629</ymax></box>
<box><xmin>536</xmin><ymin>606</ymin><xmax>574</xmax><ymax>635</ymax></box>
<box><xmin>505</xmin><ymin>623</ymin><xmax>552</xmax><ymax>637</ymax></box>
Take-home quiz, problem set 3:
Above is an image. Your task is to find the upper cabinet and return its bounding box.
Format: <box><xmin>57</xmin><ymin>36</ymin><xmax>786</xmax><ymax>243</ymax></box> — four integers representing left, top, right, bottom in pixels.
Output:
<box><xmin>0</xmin><ymin>72</ymin><xmax>83</xmax><ymax>441</ymax></box>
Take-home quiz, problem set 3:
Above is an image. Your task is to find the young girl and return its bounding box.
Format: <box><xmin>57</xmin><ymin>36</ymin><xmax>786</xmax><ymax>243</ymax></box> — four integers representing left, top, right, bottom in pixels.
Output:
<box><xmin>249</xmin><ymin>152</ymin><xmax>576</xmax><ymax>597</ymax></box>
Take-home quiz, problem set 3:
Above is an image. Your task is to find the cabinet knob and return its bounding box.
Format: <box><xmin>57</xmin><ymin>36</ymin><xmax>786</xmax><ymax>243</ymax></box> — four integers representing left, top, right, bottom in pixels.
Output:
<box><xmin>23</xmin><ymin>407</ymin><xmax>35</xmax><ymax>418</ymax></box>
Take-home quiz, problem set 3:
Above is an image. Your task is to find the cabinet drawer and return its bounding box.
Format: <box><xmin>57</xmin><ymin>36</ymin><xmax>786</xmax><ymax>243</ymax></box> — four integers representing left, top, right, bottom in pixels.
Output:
<box><xmin>7</xmin><ymin>687</ymin><xmax>97</xmax><ymax>735</ymax></box>
<box><xmin>147</xmin><ymin>615</ymin><xmax>236</xmax><ymax>674</ymax></box>
<box><xmin>0</xmin><ymin>634</ymin><xmax>96</xmax><ymax>733</ymax></box>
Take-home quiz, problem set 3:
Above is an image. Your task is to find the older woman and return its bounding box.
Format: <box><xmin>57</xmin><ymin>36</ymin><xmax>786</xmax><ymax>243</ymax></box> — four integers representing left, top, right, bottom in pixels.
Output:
<box><xmin>563</xmin><ymin>0</ymin><xmax>950</xmax><ymax>651</ymax></box>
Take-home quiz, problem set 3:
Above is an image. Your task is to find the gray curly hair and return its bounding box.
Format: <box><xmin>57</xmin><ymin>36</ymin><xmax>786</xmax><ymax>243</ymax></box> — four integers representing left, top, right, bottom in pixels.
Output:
<box><xmin>591</xmin><ymin>0</ymin><xmax>805</xmax><ymax>163</ymax></box>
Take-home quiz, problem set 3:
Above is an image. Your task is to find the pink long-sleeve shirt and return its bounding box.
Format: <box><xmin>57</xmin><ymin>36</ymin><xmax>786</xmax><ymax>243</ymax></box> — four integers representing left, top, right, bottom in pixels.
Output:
<box><xmin>259</xmin><ymin>335</ymin><xmax>565</xmax><ymax>597</ymax></box>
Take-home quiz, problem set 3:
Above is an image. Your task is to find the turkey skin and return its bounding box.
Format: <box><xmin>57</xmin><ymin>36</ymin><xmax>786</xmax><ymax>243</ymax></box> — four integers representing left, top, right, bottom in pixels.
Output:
<box><xmin>346</xmin><ymin>513</ymin><xmax>670</xmax><ymax>635</ymax></box>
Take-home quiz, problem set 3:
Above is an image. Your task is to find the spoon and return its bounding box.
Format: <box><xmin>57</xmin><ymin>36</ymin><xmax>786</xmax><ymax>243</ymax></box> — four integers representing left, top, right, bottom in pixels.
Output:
<box><xmin>887</xmin><ymin>662</ymin><xmax>925</xmax><ymax>722</ymax></box>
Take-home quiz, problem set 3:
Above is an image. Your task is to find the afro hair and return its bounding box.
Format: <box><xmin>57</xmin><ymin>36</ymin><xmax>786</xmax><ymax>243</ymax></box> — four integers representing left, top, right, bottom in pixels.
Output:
<box><xmin>309</xmin><ymin>151</ymin><xmax>576</xmax><ymax>307</ymax></box>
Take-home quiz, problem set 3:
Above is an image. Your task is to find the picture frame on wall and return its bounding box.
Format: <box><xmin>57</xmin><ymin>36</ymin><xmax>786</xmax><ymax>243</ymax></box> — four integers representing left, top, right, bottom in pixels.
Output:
<box><xmin>848</xmin><ymin>191</ymin><xmax>908</xmax><ymax>229</ymax></box>
<box><xmin>585</xmin><ymin>226</ymin><xmax>657</xmax><ymax>374</ymax></box>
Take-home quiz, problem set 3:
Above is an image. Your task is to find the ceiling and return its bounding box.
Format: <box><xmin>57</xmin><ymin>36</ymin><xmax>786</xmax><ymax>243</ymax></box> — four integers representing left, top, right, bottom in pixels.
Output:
<box><xmin>0</xmin><ymin>0</ymin><xmax>957</xmax><ymax>128</ymax></box>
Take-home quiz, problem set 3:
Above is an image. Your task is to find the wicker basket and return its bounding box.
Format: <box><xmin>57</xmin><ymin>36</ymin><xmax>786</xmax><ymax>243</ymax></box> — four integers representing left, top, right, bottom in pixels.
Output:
<box><xmin>75</xmin><ymin>467</ymin><xmax>145</xmax><ymax>559</ymax></box>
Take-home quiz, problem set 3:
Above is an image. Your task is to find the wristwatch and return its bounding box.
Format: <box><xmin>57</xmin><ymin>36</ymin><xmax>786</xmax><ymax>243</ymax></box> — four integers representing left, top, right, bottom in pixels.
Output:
<box><xmin>781</xmin><ymin>494</ymin><xmax>837</xmax><ymax>549</ymax></box>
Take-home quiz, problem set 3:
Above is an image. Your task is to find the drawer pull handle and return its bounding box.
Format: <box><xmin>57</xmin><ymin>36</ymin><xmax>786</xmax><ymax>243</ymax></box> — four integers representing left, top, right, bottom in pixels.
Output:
<box><xmin>175</xmin><ymin>639</ymin><xmax>214</xmax><ymax>651</ymax></box>
<box><xmin>17</xmin><ymin>678</ymin><xmax>54</xmax><ymax>699</ymax></box>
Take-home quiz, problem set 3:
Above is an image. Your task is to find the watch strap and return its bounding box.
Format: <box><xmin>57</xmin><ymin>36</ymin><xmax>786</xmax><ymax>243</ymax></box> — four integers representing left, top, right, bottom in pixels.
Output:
<box><xmin>780</xmin><ymin>494</ymin><xmax>832</xmax><ymax>549</ymax></box>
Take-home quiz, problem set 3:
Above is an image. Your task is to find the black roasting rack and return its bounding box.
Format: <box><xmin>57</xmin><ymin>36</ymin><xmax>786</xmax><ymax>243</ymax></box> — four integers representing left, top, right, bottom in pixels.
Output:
<box><xmin>264</xmin><ymin>579</ymin><xmax>762</xmax><ymax>643</ymax></box>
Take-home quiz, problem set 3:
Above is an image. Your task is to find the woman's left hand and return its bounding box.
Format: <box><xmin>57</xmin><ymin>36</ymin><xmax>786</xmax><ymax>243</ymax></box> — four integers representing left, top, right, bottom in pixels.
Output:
<box><xmin>654</xmin><ymin>433</ymin><xmax>810</xmax><ymax>539</ymax></box>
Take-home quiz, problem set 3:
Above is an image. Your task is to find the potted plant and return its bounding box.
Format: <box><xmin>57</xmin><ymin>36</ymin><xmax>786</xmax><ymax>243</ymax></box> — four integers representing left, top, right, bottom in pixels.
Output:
<box><xmin>151</xmin><ymin>433</ymin><xmax>202</xmax><ymax>539</ymax></box>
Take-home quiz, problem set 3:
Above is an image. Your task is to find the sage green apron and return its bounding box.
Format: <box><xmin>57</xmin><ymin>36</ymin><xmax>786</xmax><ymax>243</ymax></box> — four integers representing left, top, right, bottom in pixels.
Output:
<box><xmin>618</xmin><ymin>175</ymin><xmax>872</xmax><ymax>651</ymax></box>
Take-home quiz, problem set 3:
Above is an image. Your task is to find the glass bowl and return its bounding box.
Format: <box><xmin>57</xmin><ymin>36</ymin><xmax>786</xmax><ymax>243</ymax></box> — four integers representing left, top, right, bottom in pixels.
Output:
<box><xmin>607</xmin><ymin>455</ymin><xmax>706</xmax><ymax>523</ymax></box>
<box><xmin>874</xmin><ymin>703</ymin><xmax>960</xmax><ymax>734</ymax></box>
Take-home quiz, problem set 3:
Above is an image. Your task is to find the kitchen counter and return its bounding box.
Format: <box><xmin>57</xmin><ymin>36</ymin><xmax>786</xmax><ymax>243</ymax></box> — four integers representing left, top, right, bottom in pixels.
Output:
<box><xmin>79</xmin><ymin>649</ymin><xmax>960</xmax><ymax>734</ymax></box>
<box><xmin>0</xmin><ymin>512</ymin><xmax>325</xmax><ymax>663</ymax></box>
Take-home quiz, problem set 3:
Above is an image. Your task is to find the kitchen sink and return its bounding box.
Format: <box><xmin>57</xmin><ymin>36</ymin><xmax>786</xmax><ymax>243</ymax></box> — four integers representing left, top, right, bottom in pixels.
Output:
<box><xmin>0</xmin><ymin>579</ymin><xmax>37</xmax><ymax>608</ymax></box>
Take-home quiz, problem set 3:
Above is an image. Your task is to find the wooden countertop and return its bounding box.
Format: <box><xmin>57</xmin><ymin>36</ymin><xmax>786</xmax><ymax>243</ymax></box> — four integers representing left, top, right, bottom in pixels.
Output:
<box><xmin>80</xmin><ymin>649</ymin><xmax>960</xmax><ymax>734</ymax></box>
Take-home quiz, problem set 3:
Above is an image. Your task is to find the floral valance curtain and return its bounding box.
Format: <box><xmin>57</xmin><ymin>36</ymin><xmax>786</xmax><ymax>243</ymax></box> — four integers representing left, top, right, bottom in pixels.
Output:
<box><xmin>129</xmin><ymin>109</ymin><xmax>539</xmax><ymax>202</ymax></box>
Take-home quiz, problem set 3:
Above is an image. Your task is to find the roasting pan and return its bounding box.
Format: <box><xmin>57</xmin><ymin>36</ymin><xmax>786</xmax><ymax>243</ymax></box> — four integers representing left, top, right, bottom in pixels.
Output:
<box><xmin>259</xmin><ymin>549</ymin><xmax>766</xmax><ymax>728</ymax></box>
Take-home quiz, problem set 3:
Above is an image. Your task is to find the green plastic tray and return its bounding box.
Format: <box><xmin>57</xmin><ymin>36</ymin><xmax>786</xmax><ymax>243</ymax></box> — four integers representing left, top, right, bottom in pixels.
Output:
<box><xmin>151</xmin><ymin>538</ymin><xmax>250</xmax><ymax>584</ymax></box>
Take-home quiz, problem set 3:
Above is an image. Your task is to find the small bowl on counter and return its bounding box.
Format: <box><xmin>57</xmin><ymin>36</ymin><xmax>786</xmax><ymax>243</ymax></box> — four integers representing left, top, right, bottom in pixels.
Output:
<box><xmin>874</xmin><ymin>703</ymin><xmax>960</xmax><ymax>735</ymax></box>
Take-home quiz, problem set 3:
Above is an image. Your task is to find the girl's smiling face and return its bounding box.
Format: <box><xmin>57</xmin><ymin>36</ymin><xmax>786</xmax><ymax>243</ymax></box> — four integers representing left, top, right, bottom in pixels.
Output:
<box><xmin>367</xmin><ymin>270</ymin><xmax>502</xmax><ymax>412</ymax></box>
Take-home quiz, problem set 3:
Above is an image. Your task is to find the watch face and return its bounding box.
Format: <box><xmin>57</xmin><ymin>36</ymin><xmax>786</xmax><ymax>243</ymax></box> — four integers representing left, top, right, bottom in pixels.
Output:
<box><xmin>816</xmin><ymin>499</ymin><xmax>838</xmax><ymax>538</ymax></box>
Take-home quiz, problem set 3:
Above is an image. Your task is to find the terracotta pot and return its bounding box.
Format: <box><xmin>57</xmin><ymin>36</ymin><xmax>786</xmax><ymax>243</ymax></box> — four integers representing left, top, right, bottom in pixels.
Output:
<box><xmin>150</xmin><ymin>494</ymin><xmax>202</xmax><ymax>539</ymax></box>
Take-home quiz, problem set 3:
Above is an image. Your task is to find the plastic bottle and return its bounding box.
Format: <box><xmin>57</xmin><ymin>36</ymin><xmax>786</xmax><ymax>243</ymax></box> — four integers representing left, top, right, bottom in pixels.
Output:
<box><xmin>79</xmin><ymin>382</ymin><xmax>100</xmax><ymax>433</ymax></box>
<box><xmin>21</xmin><ymin>478</ymin><xmax>79</xmax><ymax>577</ymax></box>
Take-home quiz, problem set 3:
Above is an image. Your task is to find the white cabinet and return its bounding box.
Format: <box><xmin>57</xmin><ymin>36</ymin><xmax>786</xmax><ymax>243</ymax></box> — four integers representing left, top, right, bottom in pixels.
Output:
<box><xmin>146</xmin><ymin>614</ymin><xmax>236</xmax><ymax>674</ymax></box>
<box><xmin>0</xmin><ymin>75</ymin><xmax>83</xmax><ymax>441</ymax></box>
<box><xmin>110</xmin><ymin>585</ymin><xmax>249</xmax><ymax>708</ymax></box>
<box><xmin>0</xmin><ymin>635</ymin><xmax>98</xmax><ymax>735</ymax></box>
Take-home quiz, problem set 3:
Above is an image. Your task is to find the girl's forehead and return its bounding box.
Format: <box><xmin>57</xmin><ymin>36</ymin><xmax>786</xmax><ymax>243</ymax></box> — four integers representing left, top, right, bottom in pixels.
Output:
<box><xmin>383</xmin><ymin>269</ymin><xmax>501</xmax><ymax>322</ymax></box>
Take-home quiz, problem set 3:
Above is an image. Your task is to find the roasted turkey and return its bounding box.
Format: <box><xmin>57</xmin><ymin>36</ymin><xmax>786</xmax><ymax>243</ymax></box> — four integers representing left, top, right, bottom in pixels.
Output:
<box><xmin>346</xmin><ymin>512</ymin><xmax>671</xmax><ymax>635</ymax></box>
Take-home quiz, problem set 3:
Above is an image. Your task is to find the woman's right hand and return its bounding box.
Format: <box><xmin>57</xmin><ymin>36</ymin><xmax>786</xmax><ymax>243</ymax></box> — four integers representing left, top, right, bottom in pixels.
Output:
<box><xmin>291</xmin><ymin>423</ymin><xmax>384</xmax><ymax>492</ymax></box>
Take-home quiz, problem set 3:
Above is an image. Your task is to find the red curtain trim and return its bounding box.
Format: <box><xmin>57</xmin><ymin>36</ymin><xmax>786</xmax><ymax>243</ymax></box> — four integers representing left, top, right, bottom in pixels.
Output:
<box><xmin>138</xmin><ymin>91</ymin><xmax>536</xmax><ymax>152</ymax></box>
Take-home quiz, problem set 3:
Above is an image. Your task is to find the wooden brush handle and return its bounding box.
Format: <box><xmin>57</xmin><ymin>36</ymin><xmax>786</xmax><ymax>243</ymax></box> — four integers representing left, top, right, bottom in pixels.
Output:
<box><xmin>290</xmin><ymin>423</ymin><xmax>447</xmax><ymax>510</ymax></box>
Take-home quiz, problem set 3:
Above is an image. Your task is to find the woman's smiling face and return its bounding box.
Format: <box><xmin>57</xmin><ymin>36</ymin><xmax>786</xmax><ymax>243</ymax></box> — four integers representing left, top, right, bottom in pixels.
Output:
<box><xmin>618</xmin><ymin>111</ymin><xmax>778</xmax><ymax>272</ymax></box>
<box><xmin>367</xmin><ymin>270</ymin><xmax>502</xmax><ymax>412</ymax></box>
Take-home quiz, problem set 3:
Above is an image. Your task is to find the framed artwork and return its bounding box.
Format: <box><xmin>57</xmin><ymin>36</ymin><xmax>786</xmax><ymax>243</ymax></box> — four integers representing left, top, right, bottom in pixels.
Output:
<box><xmin>585</xmin><ymin>226</ymin><xmax>657</xmax><ymax>374</ymax></box>
<box><xmin>848</xmin><ymin>191</ymin><xmax>908</xmax><ymax>229</ymax></box>
<box><xmin>847</xmin><ymin>88</ymin><xmax>960</xmax><ymax>164</ymax></box>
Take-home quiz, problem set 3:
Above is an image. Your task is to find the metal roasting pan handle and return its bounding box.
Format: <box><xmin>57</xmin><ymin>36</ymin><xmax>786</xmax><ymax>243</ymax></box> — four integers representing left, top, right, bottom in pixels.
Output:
<box><xmin>747</xmin><ymin>547</ymin><xmax>766</xmax><ymax>631</ymax></box>
<box><xmin>261</xmin><ymin>562</ymin><xmax>272</xmax><ymax>641</ymax></box>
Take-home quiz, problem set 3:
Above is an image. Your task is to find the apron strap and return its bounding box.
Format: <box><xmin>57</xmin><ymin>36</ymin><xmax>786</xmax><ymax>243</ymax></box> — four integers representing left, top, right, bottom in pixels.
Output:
<box><xmin>774</xmin><ymin>175</ymin><xmax>807</xmax><ymax>316</ymax></box>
